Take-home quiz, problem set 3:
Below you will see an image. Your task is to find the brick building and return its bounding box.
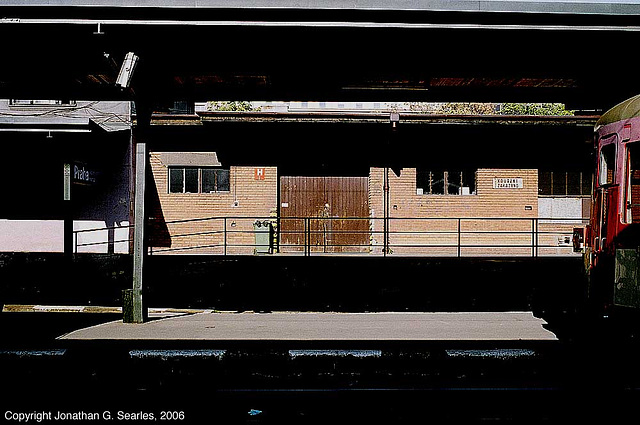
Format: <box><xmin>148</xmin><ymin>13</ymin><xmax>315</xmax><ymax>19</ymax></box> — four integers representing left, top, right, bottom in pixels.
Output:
<box><xmin>0</xmin><ymin>102</ymin><xmax>593</xmax><ymax>257</ymax></box>
<box><xmin>146</xmin><ymin>156</ymin><xmax>586</xmax><ymax>256</ymax></box>
<box><xmin>369</xmin><ymin>168</ymin><xmax>538</xmax><ymax>256</ymax></box>
<box><xmin>147</xmin><ymin>151</ymin><xmax>278</xmax><ymax>255</ymax></box>
<box><xmin>369</xmin><ymin>168</ymin><xmax>584</xmax><ymax>256</ymax></box>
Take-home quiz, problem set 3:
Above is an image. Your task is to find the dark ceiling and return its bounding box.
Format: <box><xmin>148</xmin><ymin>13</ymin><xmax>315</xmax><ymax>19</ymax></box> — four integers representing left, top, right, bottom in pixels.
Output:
<box><xmin>1</xmin><ymin>6</ymin><xmax>640</xmax><ymax>111</ymax></box>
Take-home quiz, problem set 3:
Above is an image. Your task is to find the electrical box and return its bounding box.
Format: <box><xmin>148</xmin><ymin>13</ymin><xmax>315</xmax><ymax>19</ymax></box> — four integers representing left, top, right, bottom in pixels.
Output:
<box><xmin>254</xmin><ymin>220</ymin><xmax>273</xmax><ymax>254</ymax></box>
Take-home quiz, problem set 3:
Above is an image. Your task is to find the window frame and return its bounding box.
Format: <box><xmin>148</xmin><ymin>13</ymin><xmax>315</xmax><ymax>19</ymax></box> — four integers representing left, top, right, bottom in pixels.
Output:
<box><xmin>201</xmin><ymin>168</ymin><xmax>230</xmax><ymax>193</ymax></box>
<box><xmin>537</xmin><ymin>170</ymin><xmax>592</xmax><ymax>197</ymax></box>
<box><xmin>416</xmin><ymin>169</ymin><xmax>477</xmax><ymax>196</ymax></box>
<box><xmin>168</xmin><ymin>166</ymin><xmax>230</xmax><ymax>194</ymax></box>
<box><xmin>598</xmin><ymin>139</ymin><xmax>617</xmax><ymax>187</ymax></box>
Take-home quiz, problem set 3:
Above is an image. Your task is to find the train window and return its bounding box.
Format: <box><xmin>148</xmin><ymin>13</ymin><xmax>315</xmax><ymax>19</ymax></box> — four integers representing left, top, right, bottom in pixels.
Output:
<box><xmin>625</xmin><ymin>144</ymin><xmax>640</xmax><ymax>223</ymax></box>
<box><xmin>599</xmin><ymin>143</ymin><xmax>616</xmax><ymax>186</ymax></box>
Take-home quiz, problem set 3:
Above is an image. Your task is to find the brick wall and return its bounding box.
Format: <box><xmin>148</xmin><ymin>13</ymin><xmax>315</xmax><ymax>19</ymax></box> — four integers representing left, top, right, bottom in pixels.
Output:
<box><xmin>148</xmin><ymin>152</ymin><xmax>277</xmax><ymax>254</ymax></box>
<box><xmin>148</xmin><ymin>157</ymin><xmax>581</xmax><ymax>257</ymax></box>
<box><xmin>369</xmin><ymin>168</ymin><xmax>539</xmax><ymax>256</ymax></box>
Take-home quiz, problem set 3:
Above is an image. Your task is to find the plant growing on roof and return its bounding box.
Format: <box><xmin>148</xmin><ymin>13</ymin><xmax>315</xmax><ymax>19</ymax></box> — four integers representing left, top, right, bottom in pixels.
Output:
<box><xmin>206</xmin><ymin>101</ymin><xmax>261</xmax><ymax>112</ymax></box>
<box><xmin>499</xmin><ymin>103</ymin><xmax>574</xmax><ymax>116</ymax></box>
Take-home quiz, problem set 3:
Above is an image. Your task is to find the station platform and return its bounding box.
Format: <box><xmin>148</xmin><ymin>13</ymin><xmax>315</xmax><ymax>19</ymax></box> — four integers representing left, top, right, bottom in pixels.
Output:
<box><xmin>58</xmin><ymin>311</ymin><xmax>557</xmax><ymax>342</ymax></box>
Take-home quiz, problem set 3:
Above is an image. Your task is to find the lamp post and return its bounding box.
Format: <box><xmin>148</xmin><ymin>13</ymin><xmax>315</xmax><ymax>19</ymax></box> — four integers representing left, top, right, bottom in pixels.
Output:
<box><xmin>116</xmin><ymin>52</ymin><xmax>147</xmax><ymax>324</ymax></box>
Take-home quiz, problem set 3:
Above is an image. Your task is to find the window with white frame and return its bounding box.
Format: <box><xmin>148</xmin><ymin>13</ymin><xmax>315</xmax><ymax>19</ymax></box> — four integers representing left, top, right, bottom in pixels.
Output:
<box><xmin>169</xmin><ymin>167</ymin><xmax>230</xmax><ymax>193</ymax></box>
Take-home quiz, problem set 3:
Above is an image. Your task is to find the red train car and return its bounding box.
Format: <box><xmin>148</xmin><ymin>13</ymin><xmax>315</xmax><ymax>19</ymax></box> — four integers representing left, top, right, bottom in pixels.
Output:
<box><xmin>583</xmin><ymin>94</ymin><xmax>640</xmax><ymax>313</ymax></box>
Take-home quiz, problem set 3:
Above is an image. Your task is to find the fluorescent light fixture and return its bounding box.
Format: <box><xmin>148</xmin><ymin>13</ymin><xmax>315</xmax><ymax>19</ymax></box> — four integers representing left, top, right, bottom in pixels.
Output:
<box><xmin>116</xmin><ymin>52</ymin><xmax>139</xmax><ymax>89</ymax></box>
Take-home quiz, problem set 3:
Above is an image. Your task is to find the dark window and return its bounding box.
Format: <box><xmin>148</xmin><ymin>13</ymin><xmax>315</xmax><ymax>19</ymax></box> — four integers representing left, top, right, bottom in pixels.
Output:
<box><xmin>201</xmin><ymin>168</ymin><xmax>230</xmax><ymax>193</ymax></box>
<box><xmin>217</xmin><ymin>169</ymin><xmax>230</xmax><ymax>191</ymax></box>
<box><xmin>201</xmin><ymin>169</ymin><xmax>216</xmax><ymax>193</ymax></box>
<box><xmin>169</xmin><ymin>168</ymin><xmax>184</xmax><ymax>193</ymax></box>
<box><xmin>168</xmin><ymin>167</ymin><xmax>199</xmax><ymax>193</ymax></box>
<box><xmin>184</xmin><ymin>168</ymin><xmax>198</xmax><ymax>193</ymax></box>
<box><xmin>582</xmin><ymin>173</ymin><xmax>592</xmax><ymax>195</ymax></box>
<box><xmin>538</xmin><ymin>170</ymin><xmax>593</xmax><ymax>196</ymax></box>
<box><xmin>554</xmin><ymin>172</ymin><xmax>567</xmax><ymax>196</ymax></box>
<box><xmin>169</xmin><ymin>167</ymin><xmax>230</xmax><ymax>194</ymax></box>
<box><xmin>169</xmin><ymin>101</ymin><xmax>195</xmax><ymax>114</ymax></box>
<box><xmin>538</xmin><ymin>171</ymin><xmax>551</xmax><ymax>195</ymax></box>
<box><xmin>567</xmin><ymin>172</ymin><xmax>581</xmax><ymax>196</ymax></box>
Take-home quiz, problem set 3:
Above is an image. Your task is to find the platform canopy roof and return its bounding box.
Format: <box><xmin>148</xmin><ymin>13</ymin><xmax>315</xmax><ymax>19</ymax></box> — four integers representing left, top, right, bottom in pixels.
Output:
<box><xmin>5</xmin><ymin>1</ymin><xmax>640</xmax><ymax>15</ymax></box>
<box><xmin>2</xmin><ymin>1</ymin><xmax>640</xmax><ymax>111</ymax></box>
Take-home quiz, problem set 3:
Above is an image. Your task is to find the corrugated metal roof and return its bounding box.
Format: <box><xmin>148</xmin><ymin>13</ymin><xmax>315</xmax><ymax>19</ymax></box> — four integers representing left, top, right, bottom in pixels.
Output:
<box><xmin>596</xmin><ymin>94</ymin><xmax>640</xmax><ymax>129</ymax></box>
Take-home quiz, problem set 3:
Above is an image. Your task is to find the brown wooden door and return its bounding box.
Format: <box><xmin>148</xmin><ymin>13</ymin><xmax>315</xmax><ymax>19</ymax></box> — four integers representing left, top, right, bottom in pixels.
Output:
<box><xmin>280</xmin><ymin>176</ymin><xmax>369</xmax><ymax>253</ymax></box>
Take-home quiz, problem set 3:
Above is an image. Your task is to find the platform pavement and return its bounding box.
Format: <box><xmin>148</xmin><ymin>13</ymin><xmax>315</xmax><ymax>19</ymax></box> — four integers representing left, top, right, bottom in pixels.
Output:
<box><xmin>57</xmin><ymin>311</ymin><xmax>557</xmax><ymax>342</ymax></box>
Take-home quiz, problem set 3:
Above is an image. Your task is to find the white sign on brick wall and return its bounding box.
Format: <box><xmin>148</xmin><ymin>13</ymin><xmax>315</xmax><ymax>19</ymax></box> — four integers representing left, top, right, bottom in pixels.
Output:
<box><xmin>493</xmin><ymin>177</ymin><xmax>523</xmax><ymax>189</ymax></box>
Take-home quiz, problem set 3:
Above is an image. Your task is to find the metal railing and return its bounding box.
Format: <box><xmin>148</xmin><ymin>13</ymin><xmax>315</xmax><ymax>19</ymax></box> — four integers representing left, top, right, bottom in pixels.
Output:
<box><xmin>73</xmin><ymin>223</ymin><xmax>134</xmax><ymax>254</ymax></box>
<box><xmin>72</xmin><ymin>216</ymin><xmax>588</xmax><ymax>258</ymax></box>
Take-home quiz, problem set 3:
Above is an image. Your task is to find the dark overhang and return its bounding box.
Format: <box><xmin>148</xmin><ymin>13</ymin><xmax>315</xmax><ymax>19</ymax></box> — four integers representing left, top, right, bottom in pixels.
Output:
<box><xmin>1</xmin><ymin>1</ymin><xmax>640</xmax><ymax>110</ymax></box>
<box><xmin>4</xmin><ymin>1</ymin><xmax>640</xmax><ymax>16</ymax></box>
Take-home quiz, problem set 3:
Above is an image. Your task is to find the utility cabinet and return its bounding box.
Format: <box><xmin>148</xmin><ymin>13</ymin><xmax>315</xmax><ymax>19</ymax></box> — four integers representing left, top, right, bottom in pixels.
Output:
<box><xmin>254</xmin><ymin>220</ymin><xmax>273</xmax><ymax>254</ymax></box>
